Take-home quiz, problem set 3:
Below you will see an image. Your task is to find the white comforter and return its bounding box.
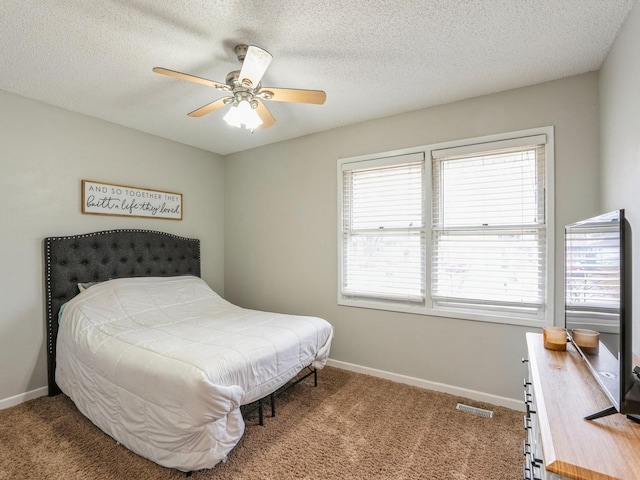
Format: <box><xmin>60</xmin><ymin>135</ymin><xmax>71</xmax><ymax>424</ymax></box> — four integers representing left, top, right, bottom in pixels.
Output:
<box><xmin>56</xmin><ymin>275</ymin><xmax>333</xmax><ymax>471</ymax></box>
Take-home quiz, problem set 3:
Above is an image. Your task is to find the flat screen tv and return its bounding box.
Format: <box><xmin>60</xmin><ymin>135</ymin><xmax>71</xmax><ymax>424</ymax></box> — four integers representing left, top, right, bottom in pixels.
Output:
<box><xmin>565</xmin><ymin>208</ymin><xmax>640</xmax><ymax>422</ymax></box>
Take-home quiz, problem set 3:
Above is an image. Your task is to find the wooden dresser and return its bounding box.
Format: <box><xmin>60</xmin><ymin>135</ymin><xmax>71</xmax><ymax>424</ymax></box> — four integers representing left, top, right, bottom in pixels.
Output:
<box><xmin>524</xmin><ymin>332</ymin><xmax>640</xmax><ymax>480</ymax></box>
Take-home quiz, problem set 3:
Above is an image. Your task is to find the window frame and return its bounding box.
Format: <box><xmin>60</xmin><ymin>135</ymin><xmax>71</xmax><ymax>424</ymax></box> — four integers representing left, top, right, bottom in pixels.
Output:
<box><xmin>337</xmin><ymin>126</ymin><xmax>555</xmax><ymax>328</ymax></box>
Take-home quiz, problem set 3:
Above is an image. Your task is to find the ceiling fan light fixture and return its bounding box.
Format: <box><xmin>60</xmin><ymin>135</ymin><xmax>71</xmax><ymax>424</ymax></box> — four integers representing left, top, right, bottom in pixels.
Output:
<box><xmin>223</xmin><ymin>99</ymin><xmax>263</xmax><ymax>131</ymax></box>
<box><xmin>154</xmin><ymin>43</ymin><xmax>326</xmax><ymax>131</ymax></box>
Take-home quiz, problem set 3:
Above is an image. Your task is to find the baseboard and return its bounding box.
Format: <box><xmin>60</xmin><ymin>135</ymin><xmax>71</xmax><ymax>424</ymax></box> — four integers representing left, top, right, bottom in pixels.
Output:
<box><xmin>326</xmin><ymin>359</ymin><xmax>524</xmax><ymax>412</ymax></box>
<box><xmin>2</xmin><ymin>364</ymin><xmax>524</xmax><ymax>412</ymax></box>
<box><xmin>0</xmin><ymin>386</ymin><xmax>48</xmax><ymax>410</ymax></box>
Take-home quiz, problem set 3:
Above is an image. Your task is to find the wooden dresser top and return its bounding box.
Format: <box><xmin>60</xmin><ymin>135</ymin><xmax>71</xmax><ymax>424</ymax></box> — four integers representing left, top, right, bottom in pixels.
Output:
<box><xmin>526</xmin><ymin>332</ymin><xmax>640</xmax><ymax>480</ymax></box>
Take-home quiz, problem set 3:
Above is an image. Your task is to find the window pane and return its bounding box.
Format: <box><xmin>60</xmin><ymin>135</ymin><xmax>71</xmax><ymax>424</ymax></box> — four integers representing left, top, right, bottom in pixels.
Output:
<box><xmin>432</xmin><ymin>230</ymin><xmax>544</xmax><ymax>304</ymax></box>
<box><xmin>343</xmin><ymin>231</ymin><xmax>425</xmax><ymax>301</ymax></box>
<box><xmin>433</xmin><ymin>149</ymin><xmax>541</xmax><ymax>227</ymax></box>
<box><xmin>345</xmin><ymin>162</ymin><xmax>424</xmax><ymax>230</ymax></box>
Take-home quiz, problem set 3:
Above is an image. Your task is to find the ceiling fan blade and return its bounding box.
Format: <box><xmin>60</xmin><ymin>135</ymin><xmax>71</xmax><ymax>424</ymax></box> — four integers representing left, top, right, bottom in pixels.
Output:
<box><xmin>255</xmin><ymin>99</ymin><xmax>276</xmax><ymax>129</ymax></box>
<box><xmin>153</xmin><ymin>67</ymin><xmax>230</xmax><ymax>91</ymax></box>
<box><xmin>239</xmin><ymin>46</ymin><xmax>272</xmax><ymax>88</ymax></box>
<box><xmin>259</xmin><ymin>87</ymin><xmax>326</xmax><ymax>105</ymax></box>
<box><xmin>187</xmin><ymin>97</ymin><xmax>231</xmax><ymax>117</ymax></box>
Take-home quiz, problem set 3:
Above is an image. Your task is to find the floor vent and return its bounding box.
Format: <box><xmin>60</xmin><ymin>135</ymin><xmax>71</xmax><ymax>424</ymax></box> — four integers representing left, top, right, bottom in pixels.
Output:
<box><xmin>456</xmin><ymin>403</ymin><xmax>494</xmax><ymax>418</ymax></box>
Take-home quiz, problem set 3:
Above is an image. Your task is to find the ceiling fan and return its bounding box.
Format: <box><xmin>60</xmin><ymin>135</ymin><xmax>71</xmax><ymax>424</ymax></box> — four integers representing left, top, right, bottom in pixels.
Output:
<box><xmin>153</xmin><ymin>44</ymin><xmax>326</xmax><ymax>131</ymax></box>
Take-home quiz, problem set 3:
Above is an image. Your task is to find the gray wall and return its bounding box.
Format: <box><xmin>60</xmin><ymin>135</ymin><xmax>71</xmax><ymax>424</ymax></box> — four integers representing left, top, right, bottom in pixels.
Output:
<box><xmin>600</xmin><ymin>1</ymin><xmax>640</xmax><ymax>352</ymax></box>
<box><xmin>0</xmin><ymin>90</ymin><xmax>225</xmax><ymax>402</ymax></box>
<box><xmin>224</xmin><ymin>73</ymin><xmax>601</xmax><ymax>402</ymax></box>
<box><xmin>0</xmin><ymin>68</ymin><xmax>610</xmax><ymax>405</ymax></box>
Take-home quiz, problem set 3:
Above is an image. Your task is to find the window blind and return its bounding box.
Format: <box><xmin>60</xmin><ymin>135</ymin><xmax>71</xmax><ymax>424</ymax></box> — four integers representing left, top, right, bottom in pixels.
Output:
<box><xmin>341</xmin><ymin>153</ymin><xmax>425</xmax><ymax>302</ymax></box>
<box><xmin>431</xmin><ymin>143</ymin><xmax>546</xmax><ymax>316</ymax></box>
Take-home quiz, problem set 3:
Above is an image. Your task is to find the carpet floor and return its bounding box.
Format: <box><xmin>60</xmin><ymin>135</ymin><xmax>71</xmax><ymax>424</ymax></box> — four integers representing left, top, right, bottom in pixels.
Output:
<box><xmin>0</xmin><ymin>367</ymin><xmax>525</xmax><ymax>479</ymax></box>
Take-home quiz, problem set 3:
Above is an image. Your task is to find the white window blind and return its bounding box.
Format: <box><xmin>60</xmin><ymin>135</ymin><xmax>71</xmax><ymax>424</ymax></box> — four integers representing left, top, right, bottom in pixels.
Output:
<box><xmin>431</xmin><ymin>140</ymin><xmax>546</xmax><ymax>318</ymax></box>
<box><xmin>341</xmin><ymin>153</ymin><xmax>425</xmax><ymax>302</ymax></box>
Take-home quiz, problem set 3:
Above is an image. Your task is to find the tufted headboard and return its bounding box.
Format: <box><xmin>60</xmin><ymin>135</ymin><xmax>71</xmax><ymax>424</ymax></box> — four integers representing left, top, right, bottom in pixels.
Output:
<box><xmin>44</xmin><ymin>229</ymin><xmax>201</xmax><ymax>396</ymax></box>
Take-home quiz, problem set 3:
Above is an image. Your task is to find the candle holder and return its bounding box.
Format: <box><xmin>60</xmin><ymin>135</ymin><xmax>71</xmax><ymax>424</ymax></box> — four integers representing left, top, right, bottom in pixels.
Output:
<box><xmin>543</xmin><ymin>326</ymin><xmax>567</xmax><ymax>351</ymax></box>
<box><xmin>572</xmin><ymin>329</ymin><xmax>600</xmax><ymax>355</ymax></box>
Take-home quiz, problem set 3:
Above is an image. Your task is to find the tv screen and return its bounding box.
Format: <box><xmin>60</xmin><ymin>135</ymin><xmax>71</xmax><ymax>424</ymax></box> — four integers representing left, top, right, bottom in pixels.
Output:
<box><xmin>565</xmin><ymin>209</ymin><xmax>640</xmax><ymax>420</ymax></box>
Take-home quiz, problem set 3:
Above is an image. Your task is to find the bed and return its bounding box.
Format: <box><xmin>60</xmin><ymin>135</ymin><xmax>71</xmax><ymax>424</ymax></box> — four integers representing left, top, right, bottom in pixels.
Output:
<box><xmin>44</xmin><ymin>229</ymin><xmax>333</xmax><ymax>472</ymax></box>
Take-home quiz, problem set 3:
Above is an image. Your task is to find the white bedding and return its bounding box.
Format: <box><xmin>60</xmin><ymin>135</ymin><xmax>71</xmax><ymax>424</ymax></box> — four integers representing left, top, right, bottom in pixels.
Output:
<box><xmin>55</xmin><ymin>275</ymin><xmax>333</xmax><ymax>471</ymax></box>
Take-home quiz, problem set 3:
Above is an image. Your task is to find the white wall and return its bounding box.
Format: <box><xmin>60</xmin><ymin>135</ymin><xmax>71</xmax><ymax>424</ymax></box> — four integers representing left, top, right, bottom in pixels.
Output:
<box><xmin>224</xmin><ymin>73</ymin><xmax>601</xmax><ymax>402</ymax></box>
<box><xmin>600</xmin><ymin>1</ymin><xmax>640</xmax><ymax>352</ymax></box>
<box><xmin>0</xmin><ymin>90</ymin><xmax>224</xmax><ymax>402</ymax></box>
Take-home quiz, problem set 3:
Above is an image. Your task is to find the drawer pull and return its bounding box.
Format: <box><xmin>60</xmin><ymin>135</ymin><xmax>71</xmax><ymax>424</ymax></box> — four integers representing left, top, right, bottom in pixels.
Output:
<box><xmin>530</xmin><ymin>457</ymin><xmax>543</xmax><ymax>480</ymax></box>
<box><xmin>523</xmin><ymin>391</ymin><xmax>536</xmax><ymax>416</ymax></box>
<box><xmin>529</xmin><ymin>451</ymin><xmax>543</xmax><ymax>466</ymax></box>
<box><xmin>523</xmin><ymin>455</ymin><xmax>541</xmax><ymax>480</ymax></box>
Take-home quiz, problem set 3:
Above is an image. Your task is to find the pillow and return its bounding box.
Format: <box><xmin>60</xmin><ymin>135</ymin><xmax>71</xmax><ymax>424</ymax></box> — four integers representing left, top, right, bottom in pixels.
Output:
<box><xmin>77</xmin><ymin>281</ymin><xmax>102</xmax><ymax>292</ymax></box>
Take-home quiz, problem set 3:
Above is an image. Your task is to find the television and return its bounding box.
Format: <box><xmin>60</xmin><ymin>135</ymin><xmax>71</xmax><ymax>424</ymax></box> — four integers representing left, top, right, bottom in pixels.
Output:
<box><xmin>564</xmin><ymin>208</ymin><xmax>640</xmax><ymax>422</ymax></box>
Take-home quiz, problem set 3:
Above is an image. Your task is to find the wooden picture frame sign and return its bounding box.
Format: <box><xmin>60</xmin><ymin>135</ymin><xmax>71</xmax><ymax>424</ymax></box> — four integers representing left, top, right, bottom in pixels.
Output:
<box><xmin>81</xmin><ymin>180</ymin><xmax>182</xmax><ymax>220</ymax></box>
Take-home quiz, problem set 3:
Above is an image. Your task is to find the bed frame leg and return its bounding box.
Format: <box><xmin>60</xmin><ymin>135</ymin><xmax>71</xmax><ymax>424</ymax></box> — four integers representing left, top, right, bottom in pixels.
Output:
<box><xmin>247</xmin><ymin>367</ymin><xmax>317</xmax><ymax>427</ymax></box>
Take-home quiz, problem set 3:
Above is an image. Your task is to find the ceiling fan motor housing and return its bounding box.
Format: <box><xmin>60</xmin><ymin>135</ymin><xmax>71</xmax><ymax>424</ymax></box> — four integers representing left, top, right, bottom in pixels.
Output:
<box><xmin>234</xmin><ymin>44</ymin><xmax>248</xmax><ymax>62</ymax></box>
<box><xmin>225</xmin><ymin>70</ymin><xmax>244</xmax><ymax>88</ymax></box>
<box><xmin>225</xmin><ymin>70</ymin><xmax>261</xmax><ymax>105</ymax></box>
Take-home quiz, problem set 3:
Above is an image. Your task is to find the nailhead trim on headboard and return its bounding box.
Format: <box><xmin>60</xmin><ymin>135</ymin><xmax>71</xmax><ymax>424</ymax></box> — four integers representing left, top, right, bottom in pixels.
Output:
<box><xmin>44</xmin><ymin>229</ymin><xmax>201</xmax><ymax>396</ymax></box>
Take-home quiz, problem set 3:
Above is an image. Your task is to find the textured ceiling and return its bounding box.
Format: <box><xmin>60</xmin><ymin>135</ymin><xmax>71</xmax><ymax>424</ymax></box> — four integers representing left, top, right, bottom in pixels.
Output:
<box><xmin>1</xmin><ymin>0</ymin><xmax>636</xmax><ymax>155</ymax></box>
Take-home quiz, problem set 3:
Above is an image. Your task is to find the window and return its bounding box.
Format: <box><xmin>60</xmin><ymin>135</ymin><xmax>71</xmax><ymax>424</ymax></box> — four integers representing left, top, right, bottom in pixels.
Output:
<box><xmin>340</xmin><ymin>153</ymin><xmax>426</xmax><ymax>303</ymax></box>
<box><xmin>338</xmin><ymin>127</ymin><xmax>554</xmax><ymax>327</ymax></box>
<box><xmin>431</xmin><ymin>135</ymin><xmax>547</xmax><ymax>320</ymax></box>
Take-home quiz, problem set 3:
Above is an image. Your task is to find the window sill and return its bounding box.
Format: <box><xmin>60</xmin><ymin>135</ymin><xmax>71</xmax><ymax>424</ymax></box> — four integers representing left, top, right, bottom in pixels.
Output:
<box><xmin>338</xmin><ymin>297</ymin><xmax>547</xmax><ymax>328</ymax></box>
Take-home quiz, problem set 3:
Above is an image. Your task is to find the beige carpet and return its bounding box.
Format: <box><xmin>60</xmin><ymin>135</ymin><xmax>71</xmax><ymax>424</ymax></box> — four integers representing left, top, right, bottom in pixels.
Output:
<box><xmin>0</xmin><ymin>367</ymin><xmax>525</xmax><ymax>479</ymax></box>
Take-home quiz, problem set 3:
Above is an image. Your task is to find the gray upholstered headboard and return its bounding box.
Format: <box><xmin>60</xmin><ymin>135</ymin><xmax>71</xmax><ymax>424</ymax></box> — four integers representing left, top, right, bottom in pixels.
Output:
<box><xmin>44</xmin><ymin>229</ymin><xmax>201</xmax><ymax>396</ymax></box>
